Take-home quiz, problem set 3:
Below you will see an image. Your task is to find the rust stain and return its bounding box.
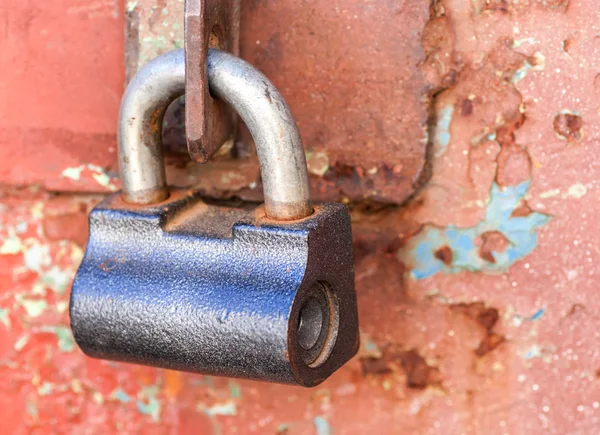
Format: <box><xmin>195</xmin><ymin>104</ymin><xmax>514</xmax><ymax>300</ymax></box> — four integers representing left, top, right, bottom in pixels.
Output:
<box><xmin>397</xmin><ymin>349</ymin><xmax>442</xmax><ymax>390</ymax></box>
<box><xmin>460</xmin><ymin>98</ymin><xmax>474</xmax><ymax>117</ymax></box>
<box><xmin>360</xmin><ymin>345</ymin><xmax>442</xmax><ymax>390</ymax></box>
<box><xmin>475</xmin><ymin>332</ymin><xmax>506</xmax><ymax>357</ymax></box>
<box><xmin>434</xmin><ymin>245</ymin><xmax>453</xmax><ymax>266</ymax></box>
<box><xmin>451</xmin><ymin>302</ymin><xmax>505</xmax><ymax>357</ymax></box>
<box><xmin>478</xmin><ymin>231</ymin><xmax>510</xmax><ymax>264</ymax></box>
<box><xmin>553</xmin><ymin>113</ymin><xmax>583</xmax><ymax>142</ymax></box>
<box><xmin>451</xmin><ymin>302</ymin><xmax>500</xmax><ymax>332</ymax></box>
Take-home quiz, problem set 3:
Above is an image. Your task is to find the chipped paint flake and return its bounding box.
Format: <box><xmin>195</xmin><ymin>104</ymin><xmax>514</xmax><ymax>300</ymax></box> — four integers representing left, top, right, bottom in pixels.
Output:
<box><xmin>564</xmin><ymin>183</ymin><xmax>587</xmax><ymax>199</ymax></box>
<box><xmin>512</xmin><ymin>52</ymin><xmax>545</xmax><ymax>83</ymax></box>
<box><xmin>1</xmin><ymin>236</ymin><xmax>22</xmax><ymax>255</ymax></box>
<box><xmin>25</xmin><ymin>399</ymin><xmax>38</xmax><ymax>419</ymax></box>
<box><xmin>15</xmin><ymin>221</ymin><xmax>28</xmax><ymax>234</ymax></box>
<box><xmin>522</xmin><ymin>344</ymin><xmax>542</xmax><ymax>360</ymax></box>
<box><xmin>93</xmin><ymin>391</ymin><xmax>105</xmax><ymax>405</ymax></box>
<box><xmin>306</xmin><ymin>151</ymin><xmax>330</xmax><ymax>177</ymax></box>
<box><xmin>40</xmin><ymin>326</ymin><xmax>75</xmax><ymax>352</ymax></box>
<box><xmin>61</xmin><ymin>166</ymin><xmax>85</xmax><ymax>181</ymax></box>
<box><xmin>528</xmin><ymin>308</ymin><xmax>545</xmax><ymax>321</ymax></box>
<box><xmin>37</xmin><ymin>382</ymin><xmax>54</xmax><ymax>396</ymax></box>
<box><xmin>71</xmin><ymin>379</ymin><xmax>83</xmax><ymax>394</ymax></box>
<box><xmin>41</xmin><ymin>266</ymin><xmax>71</xmax><ymax>294</ymax></box>
<box><xmin>314</xmin><ymin>416</ymin><xmax>334</xmax><ymax>435</ymax></box>
<box><xmin>512</xmin><ymin>37</ymin><xmax>537</xmax><ymax>49</ymax></box>
<box><xmin>23</xmin><ymin>243</ymin><xmax>51</xmax><ymax>272</ymax></box>
<box><xmin>14</xmin><ymin>334</ymin><xmax>30</xmax><ymax>351</ymax></box>
<box><xmin>0</xmin><ymin>308</ymin><xmax>10</xmax><ymax>329</ymax></box>
<box><xmin>402</xmin><ymin>181</ymin><xmax>552</xmax><ymax>279</ymax></box>
<box><xmin>56</xmin><ymin>301</ymin><xmax>68</xmax><ymax>314</ymax></box>
<box><xmin>434</xmin><ymin>105</ymin><xmax>454</xmax><ymax>157</ymax></box>
<box><xmin>126</xmin><ymin>0</ymin><xmax>139</xmax><ymax>13</ymax></box>
<box><xmin>228</xmin><ymin>381</ymin><xmax>242</xmax><ymax>399</ymax></box>
<box><xmin>61</xmin><ymin>164</ymin><xmax>118</xmax><ymax>191</ymax></box>
<box><xmin>201</xmin><ymin>400</ymin><xmax>238</xmax><ymax>416</ymax></box>
<box><xmin>137</xmin><ymin>385</ymin><xmax>162</xmax><ymax>422</ymax></box>
<box><xmin>18</xmin><ymin>297</ymin><xmax>48</xmax><ymax>318</ymax></box>
<box><xmin>111</xmin><ymin>388</ymin><xmax>132</xmax><ymax>404</ymax></box>
<box><xmin>539</xmin><ymin>188</ymin><xmax>561</xmax><ymax>199</ymax></box>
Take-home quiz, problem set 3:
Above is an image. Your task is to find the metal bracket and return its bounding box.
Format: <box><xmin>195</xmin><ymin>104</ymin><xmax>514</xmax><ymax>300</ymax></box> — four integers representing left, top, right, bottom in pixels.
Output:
<box><xmin>184</xmin><ymin>0</ymin><xmax>241</xmax><ymax>163</ymax></box>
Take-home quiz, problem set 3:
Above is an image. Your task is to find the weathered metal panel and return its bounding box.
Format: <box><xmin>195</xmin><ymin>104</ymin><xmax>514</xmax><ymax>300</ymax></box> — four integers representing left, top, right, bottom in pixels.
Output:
<box><xmin>0</xmin><ymin>0</ymin><xmax>431</xmax><ymax>203</ymax></box>
<box><xmin>2</xmin><ymin>0</ymin><xmax>600</xmax><ymax>433</ymax></box>
<box><xmin>135</xmin><ymin>0</ymin><xmax>431</xmax><ymax>204</ymax></box>
<box><xmin>0</xmin><ymin>0</ymin><xmax>125</xmax><ymax>192</ymax></box>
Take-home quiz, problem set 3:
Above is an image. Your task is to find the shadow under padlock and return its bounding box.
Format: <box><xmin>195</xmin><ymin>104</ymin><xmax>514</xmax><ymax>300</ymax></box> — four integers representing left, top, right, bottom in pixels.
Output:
<box><xmin>69</xmin><ymin>49</ymin><xmax>359</xmax><ymax>387</ymax></box>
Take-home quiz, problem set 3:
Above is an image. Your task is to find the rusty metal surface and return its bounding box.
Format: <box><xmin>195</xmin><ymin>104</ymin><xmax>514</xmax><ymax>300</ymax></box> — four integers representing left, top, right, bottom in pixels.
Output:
<box><xmin>238</xmin><ymin>0</ymin><xmax>432</xmax><ymax>204</ymax></box>
<box><xmin>184</xmin><ymin>0</ymin><xmax>240</xmax><ymax>163</ymax></box>
<box><xmin>0</xmin><ymin>0</ymin><xmax>431</xmax><ymax>204</ymax></box>
<box><xmin>124</xmin><ymin>0</ymin><xmax>432</xmax><ymax>205</ymax></box>
<box><xmin>2</xmin><ymin>0</ymin><xmax>600</xmax><ymax>433</ymax></box>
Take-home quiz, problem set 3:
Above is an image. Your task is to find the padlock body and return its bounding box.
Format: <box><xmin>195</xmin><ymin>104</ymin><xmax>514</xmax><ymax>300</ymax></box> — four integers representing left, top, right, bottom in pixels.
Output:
<box><xmin>70</xmin><ymin>190</ymin><xmax>358</xmax><ymax>386</ymax></box>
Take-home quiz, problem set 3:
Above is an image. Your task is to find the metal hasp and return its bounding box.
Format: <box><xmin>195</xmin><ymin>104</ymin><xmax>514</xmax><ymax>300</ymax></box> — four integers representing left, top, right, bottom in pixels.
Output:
<box><xmin>70</xmin><ymin>49</ymin><xmax>359</xmax><ymax>386</ymax></box>
<box><xmin>185</xmin><ymin>0</ymin><xmax>240</xmax><ymax>163</ymax></box>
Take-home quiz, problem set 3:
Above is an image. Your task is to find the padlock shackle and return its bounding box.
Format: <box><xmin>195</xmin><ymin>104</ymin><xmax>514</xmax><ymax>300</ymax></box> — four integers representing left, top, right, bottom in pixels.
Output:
<box><xmin>207</xmin><ymin>49</ymin><xmax>312</xmax><ymax>220</ymax></box>
<box><xmin>118</xmin><ymin>49</ymin><xmax>184</xmax><ymax>204</ymax></box>
<box><xmin>119</xmin><ymin>48</ymin><xmax>312</xmax><ymax>221</ymax></box>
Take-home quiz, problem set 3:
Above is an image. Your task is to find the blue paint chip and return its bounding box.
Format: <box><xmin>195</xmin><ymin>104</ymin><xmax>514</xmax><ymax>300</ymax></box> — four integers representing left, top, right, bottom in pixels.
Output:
<box><xmin>528</xmin><ymin>308</ymin><xmax>545</xmax><ymax>321</ymax></box>
<box><xmin>402</xmin><ymin>181</ymin><xmax>552</xmax><ymax>279</ymax></box>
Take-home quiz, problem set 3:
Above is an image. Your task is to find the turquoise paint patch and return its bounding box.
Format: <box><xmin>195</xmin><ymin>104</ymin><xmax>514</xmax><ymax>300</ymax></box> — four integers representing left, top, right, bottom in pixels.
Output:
<box><xmin>54</xmin><ymin>327</ymin><xmax>75</xmax><ymax>352</ymax></box>
<box><xmin>403</xmin><ymin>181</ymin><xmax>551</xmax><ymax>280</ymax></box>
<box><xmin>112</xmin><ymin>388</ymin><xmax>132</xmax><ymax>404</ymax></box>
<box><xmin>137</xmin><ymin>386</ymin><xmax>161</xmax><ymax>422</ymax></box>
<box><xmin>512</xmin><ymin>62</ymin><xmax>532</xmax><ymax>82</ymax></box>
<box><xmin>314</xmin><ymin>416</ymin><xmax>334</xmax><ymax>435</ymax></box>
<box><xmin>0</xmin><ymin>308</ymin><xmax>10</xmax><ymax>329</ymax></box>
<box><xmin>512</xmin><ymin>53</ymin><xmax>545</xmax><ymax>84</ymax></box>
<box><xmin>40</xmin><ymin>326</ymin><xmax>75</xmax><ymax>352</ymax></box>
<box><xmin>228</xmin><ymin>381</ymin><xmax>242</xmax><ymax>399</ymax></box>
<box><xmin>137</xmin><ymin>399</ymin><xmax>161</xmax><ymax>421</ymax></box>
<box><xmin>434</xmin><ymin>105</ymin><xmax>454</xmax><ymax>156</ymax></box>
<box><xmin>363</xmin><ymin>338</ymin><xmax>380</xmax><ymax>353</ymax></box>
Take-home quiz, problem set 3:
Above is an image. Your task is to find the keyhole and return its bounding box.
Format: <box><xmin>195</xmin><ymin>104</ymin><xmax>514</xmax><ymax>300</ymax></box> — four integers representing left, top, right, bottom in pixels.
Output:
<box><xmin>297</xmin><ymin>297</ymin><xmax>324</xmax><ymax>350</ymax></box>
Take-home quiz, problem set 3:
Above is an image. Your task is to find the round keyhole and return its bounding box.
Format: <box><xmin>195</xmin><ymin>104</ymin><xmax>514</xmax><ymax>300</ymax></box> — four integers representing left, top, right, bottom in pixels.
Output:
<box><xmin>297</xmin><ymin>297</ymin><xmax>324</xmax><ymax>350</ymax></box>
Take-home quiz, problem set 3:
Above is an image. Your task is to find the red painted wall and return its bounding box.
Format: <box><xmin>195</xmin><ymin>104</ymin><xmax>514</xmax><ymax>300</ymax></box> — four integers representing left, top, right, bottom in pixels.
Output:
<box><xmin>0</xmin><ymin>0</ymin><xmax>124</xmax><ymax>190</ymax></box>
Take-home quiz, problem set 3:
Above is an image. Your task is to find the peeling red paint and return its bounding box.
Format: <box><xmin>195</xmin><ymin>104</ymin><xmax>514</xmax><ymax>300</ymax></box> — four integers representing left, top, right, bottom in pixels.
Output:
<box><xmin>3</xmin><ymin>0</ymin><xmax>600</xmax><ymax>433</ymax></box>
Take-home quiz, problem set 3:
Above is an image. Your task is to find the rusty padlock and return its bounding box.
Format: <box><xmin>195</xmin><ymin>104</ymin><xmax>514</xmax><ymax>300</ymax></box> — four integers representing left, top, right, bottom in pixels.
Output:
<box><xmin>70</xmin><ymin>49</ymin><xmax>359</xmax><ymax>386</ymax></box>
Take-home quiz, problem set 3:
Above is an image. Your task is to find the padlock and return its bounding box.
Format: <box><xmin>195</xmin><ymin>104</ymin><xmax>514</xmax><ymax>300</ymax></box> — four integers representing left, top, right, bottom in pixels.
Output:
<box><xmin>69</xmin><ymin>48</ymin><xmax>359</xmax><ymax>387</ymax></box>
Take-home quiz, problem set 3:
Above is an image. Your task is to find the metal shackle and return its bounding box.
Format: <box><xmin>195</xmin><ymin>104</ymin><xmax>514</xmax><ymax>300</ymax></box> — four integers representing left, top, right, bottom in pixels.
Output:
<box><xmin>118</xmin><ymin>48</ymin><xmax>312</xmax><ymax>221</ymax></box>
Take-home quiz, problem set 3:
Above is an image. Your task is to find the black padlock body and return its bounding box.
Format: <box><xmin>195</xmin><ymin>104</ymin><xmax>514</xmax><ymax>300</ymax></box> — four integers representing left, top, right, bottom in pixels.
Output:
<box><xmin>70</xmin><ymin>190</ymin><xmax>359</xmax><ymax>387</ymax></box>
